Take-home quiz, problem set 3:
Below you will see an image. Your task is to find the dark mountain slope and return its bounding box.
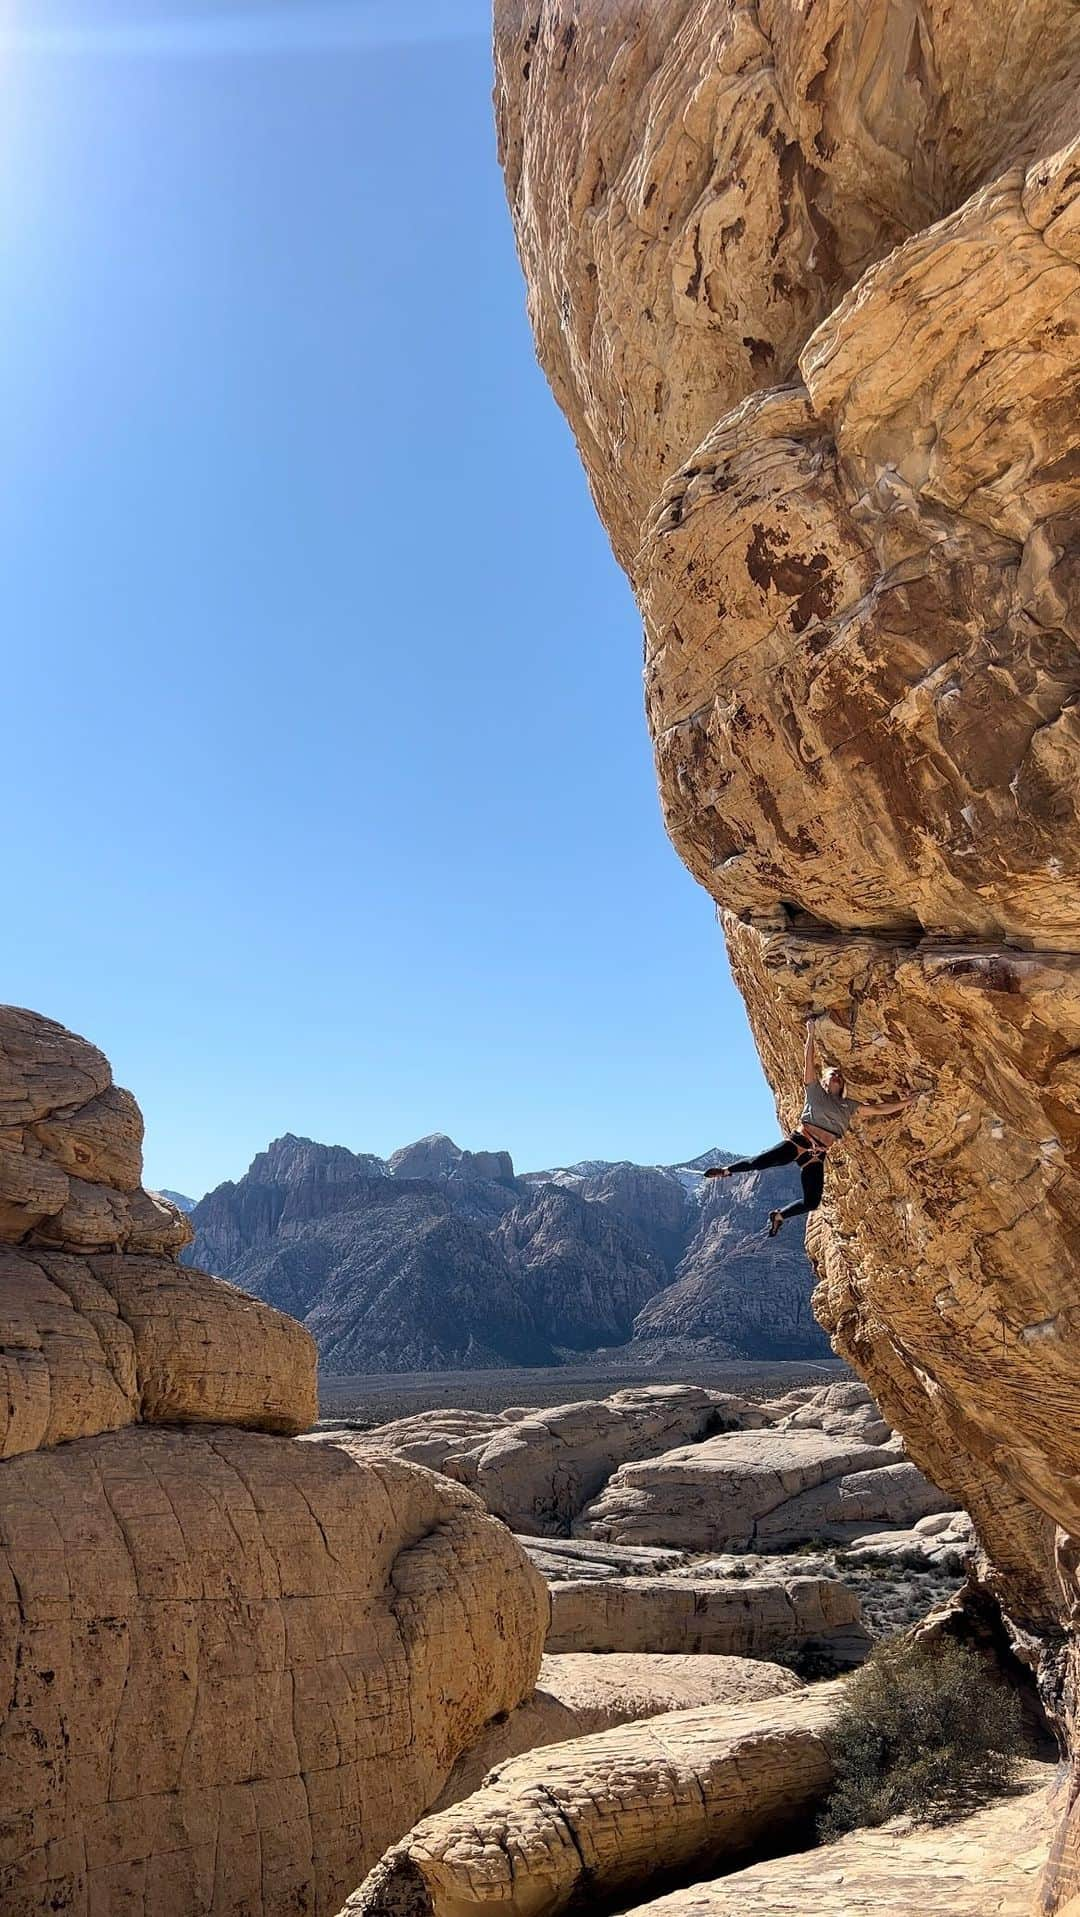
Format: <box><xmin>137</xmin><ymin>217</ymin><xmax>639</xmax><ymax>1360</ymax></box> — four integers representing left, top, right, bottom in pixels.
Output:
<box><xmin>185</xmin><ymin>1133</ymin><xmax>828</xmax><ymax>1371</ymax></box>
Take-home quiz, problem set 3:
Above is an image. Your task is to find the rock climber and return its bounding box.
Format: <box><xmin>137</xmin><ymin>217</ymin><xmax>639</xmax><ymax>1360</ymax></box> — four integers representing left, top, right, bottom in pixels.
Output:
<box><xmin>705</xmin><ymin>1014</ymin><xmax>919</xmax><ymax>1237</ymax></box>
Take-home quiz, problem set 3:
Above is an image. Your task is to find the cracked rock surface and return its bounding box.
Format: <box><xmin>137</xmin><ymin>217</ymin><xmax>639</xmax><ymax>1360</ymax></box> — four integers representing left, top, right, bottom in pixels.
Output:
<box><xmin>495</xmin><ymin>2</ymin><xmax>1080</xmax><ymax>1903</ymax></box>
<box><xmin>574</xmin><ymin>1425</ymin><xmax>950</xmax><ymax>1550</ymax></box>
<box><xmin>626</xmin><ymin>1764</ymin><xmax>1057</xmax><ymax>1916</ymax></box>
<box><xmin>0</xmin><ymin>1008</ymin><xmax>549</xmax><ymax>1916</ymax></box>
<box><xmin>1</xmin><ymin>1431</ymin><xmax>548</xmax><ymax>1917</ymax></box>
<box><xmin>0</xmin><ymin>1005</ymin><xmax>317</xmax><ymax>1456</ymax></box>
<box><xmin>545</xmin><ymin>1571</ymin><xmax>870</xmax><ymax>1664</ymax></box>
<box><xmin>1</xmin><ymin>1245</ymin><xmax>318</xmax><ymax>1455</ymax></box>
<box><xmin>340</xmin><ymin>1687</ymin><xmax>839</xmax><ymax>1917</ymax></box>
<box><xmin>434</xmin><ymin>1650</ymin><xmax>804</xmax><ymax>1808</ymax></box>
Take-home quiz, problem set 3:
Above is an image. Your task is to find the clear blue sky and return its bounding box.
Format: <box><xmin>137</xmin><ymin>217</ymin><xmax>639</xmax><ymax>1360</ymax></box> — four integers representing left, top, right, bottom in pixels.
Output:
<box><xmin>1</xmin><ymin>0</ymin><xmax>778</xmax><ymax>1197</ymax></box>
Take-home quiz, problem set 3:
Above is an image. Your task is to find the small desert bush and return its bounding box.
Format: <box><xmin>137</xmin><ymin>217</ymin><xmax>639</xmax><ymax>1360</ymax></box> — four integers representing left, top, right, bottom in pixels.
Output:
<box><xmin>819</xmin><ymin>1635</ymin><xmax>1023</xmax><ymax>1840</ymax></box>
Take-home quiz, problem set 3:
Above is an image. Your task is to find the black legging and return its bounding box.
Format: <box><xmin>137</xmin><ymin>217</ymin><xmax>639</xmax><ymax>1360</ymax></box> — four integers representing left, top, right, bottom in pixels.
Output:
<box><xmin>725</xmin><ymin>1132</ymin><xmax>827</xmax><ymax>1220</ymax></box>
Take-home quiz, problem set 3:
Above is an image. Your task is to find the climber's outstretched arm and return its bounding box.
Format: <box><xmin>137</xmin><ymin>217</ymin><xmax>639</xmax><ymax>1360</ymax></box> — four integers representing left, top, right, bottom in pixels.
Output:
<box><xmin>857</xmin><ymin>1093</ymin><xmax>919</xmax><ymax>1120</ymax></box>
<box><xmin>803</xmin><ymin>1016</ymin><xmax>819</xmax><ymax>1087</ymax></box>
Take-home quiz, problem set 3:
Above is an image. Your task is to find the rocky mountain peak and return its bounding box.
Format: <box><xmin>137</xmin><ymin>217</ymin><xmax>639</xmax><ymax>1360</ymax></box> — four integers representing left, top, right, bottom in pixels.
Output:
<box><xmin>249</xmin><ymin>1134</ymin><xmax>388</xmax><ymax>1187</ymax></box>
<box><xmin>387</xmin><ymin>1132</ymin><xmax>461</xmax><ymax>1178</ymax></box>
<box><xmin>388</xmin><ymin>1132</ymin><xmax>516</xmax><ymax>1185</ymax></box>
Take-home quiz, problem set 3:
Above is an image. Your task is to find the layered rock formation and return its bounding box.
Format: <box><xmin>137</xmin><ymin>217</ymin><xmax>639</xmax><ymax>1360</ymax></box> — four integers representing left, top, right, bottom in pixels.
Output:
<box><xmin>433</xmin><ymin>1650</ymin><xmax>803</xmax><ymax>1807</ymax></box>
<box><xmin>343</xmin><ymin>1689</ymin><xmax>839</xmax><ymax>1917</ymax></box>
<box><xmin>532</xmin><ymin>1647</ymin><xmax>804</xmax><ymax>1730</ymax></box>
<box><xmin>495</xmin><ymin>2</ymin><xmax>1080</xmax><ymax>1903</ymax></box>
<box><xmin>520</xmin><ymin>1536</ymin><xmax>688</xmax><ymax>1579</ymax></box>
<box><xmin>546</xmin><ymin>1572</ymin><xmax>871</xmax><ymax>1663</ymax></box>
<box><xmin>0</xmin><ymin>1008</ymin><xmax>549</xmax><ymax>1917</ymax></box>
<box><xmin>343</xmin><ymin>1381</ymin><xmax>951</xmax><ymax>1550</ymax></box>
<box><xmin>574</xmin><ymin>1426</ymin><xmax>946</xmax><ymax>1549</ymax></box>
<box><xmin>326</xmin><ymin>1384</ymin><xmax>762</xmax><ymax>1533</ymax></box>
<box><xmin>185</xmin><ymin>1135</ymin><xmax>829</xmax><ymax>1370</ymax></box>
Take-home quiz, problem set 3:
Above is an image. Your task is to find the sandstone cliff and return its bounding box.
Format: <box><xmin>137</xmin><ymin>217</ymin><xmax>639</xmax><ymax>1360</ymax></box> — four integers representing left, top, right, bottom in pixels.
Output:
<box><xmin>494</xmin><ymin>2</ymin><xmax>1080</xmax><ymax>1903</ymax></box>
<box><xmin>0</xmin><ymin>1007</ymin><xmax>549</xmax><ymax>1917</ymax></box>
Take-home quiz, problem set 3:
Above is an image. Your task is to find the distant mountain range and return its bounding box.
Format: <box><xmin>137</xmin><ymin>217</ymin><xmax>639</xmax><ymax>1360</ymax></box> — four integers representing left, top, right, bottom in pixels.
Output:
<box><xmin>180</xmin><ymin>1133</ymin><xmax>829</xmax><ymax>1372</ymax></box>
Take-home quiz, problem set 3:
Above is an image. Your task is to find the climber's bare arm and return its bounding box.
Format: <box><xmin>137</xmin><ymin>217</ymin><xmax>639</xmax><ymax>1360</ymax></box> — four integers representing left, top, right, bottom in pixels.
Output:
<box><xmin>856</xmin><ymin>1093</ymin><xmax>919</xmax><ymax>1120</ymax></box>
<box><xmin>803</xmin><ymin>1016</ymin><xmax>819</xmax><ymax>1087</ymax></box>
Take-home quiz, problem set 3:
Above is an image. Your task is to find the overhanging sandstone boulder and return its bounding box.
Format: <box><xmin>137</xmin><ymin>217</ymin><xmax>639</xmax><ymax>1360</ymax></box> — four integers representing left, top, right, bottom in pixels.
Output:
<box><xmin>495</xmin><ymin>2</ymin><xmax>1080</xmax><ymax>1900</ymax></box>
<box><xmin>493</xmin><ymin>0</ymin><xmax>1080</xmax><ymax>1600</ymax></box>
<box><xmin>341</xmin><ymin>1689</ymin><xmax>839</xmax><ymax>1917</ymax></box>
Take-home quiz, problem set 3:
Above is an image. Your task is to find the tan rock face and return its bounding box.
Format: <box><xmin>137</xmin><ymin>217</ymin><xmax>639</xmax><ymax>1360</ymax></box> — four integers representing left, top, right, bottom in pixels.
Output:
<box><xmin>537</xmin><ymin>1646</ymin><xmax>802</xmax><ymax>1725</ymax></box>
<box><xmin>518</xmin><ymin>1535</ymin><xmax>688</xmax><ymax>1579</ymax></box>
<box><xmin>763</xmin><ymin>1380</ymin><xmax>891</xmax><ymax>1444</ymax></box>
<box><xmin>342</xmin><ymin>1688</ymin><xmax>839</xmax><ymax>1917</ymax></box>
<box><xmin>316</xmin><ymin>1410</ymin><xmax>504</xmax><ymax>1488</ymax></box>
<box><xmin>545</xmin><ymin>1572</ymin><xmax>870</xmax><ymax>1664</ymax></box>
<box><xmin>625</xmin><ymin>1766</ymin><xmax>1057</xmax><ymax>1916</ymax></box>
<box><xmin>471</xmin><ymin>1388</ymin><xmax>762</xmax><ymax>1533</ymax></box>
<box><xmin>574</xmin><ymin>1426</ymin><xmax>916</xmax><ymax>1549</ymax></box>
<box><xmin>0</xmin><ymin>1007</ymin><xmax>550</xmax><ymax>1916</ymax></box>
<box><xmin>0</xmin><ymin>1431</ymin><xmax>548</xmax><ymax>1917</ymax></box>
<box><xmin>435</xmin><ymin>1651</ymin><xmax>804</xmax><ymax>1808</ymax></box>
<box><xmin>0</xmin><ymin>1004</ymin><xmax>318</xmax><ymax>1455</ymax></box>
<box><xmin>0</xmin><ymin>1006</ymin><xmax>191</xmax><ymax>1253</ymax></box>
<box><xmin>495</xmin><ymin>3</ymin><xmax>1080</xmax><ymax>1900</ymax></box>
<box><xmin>1</xmin><ymin>1245</ymin><xmax>318</xmax><ymax>1456</ymax></box>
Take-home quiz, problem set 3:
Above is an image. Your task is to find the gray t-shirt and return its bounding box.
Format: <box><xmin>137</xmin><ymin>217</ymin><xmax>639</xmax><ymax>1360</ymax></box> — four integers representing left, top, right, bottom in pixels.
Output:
<box><xmin>800</xmin><ymin>1081</ymin><xmax>860</xmax><ymax>1139</ymax></box>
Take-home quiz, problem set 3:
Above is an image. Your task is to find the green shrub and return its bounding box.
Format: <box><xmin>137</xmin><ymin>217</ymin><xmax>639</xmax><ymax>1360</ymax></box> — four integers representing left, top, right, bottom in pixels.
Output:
<box><xmin>819</xmin><ymin>1635</ymin><xmax>1023</xmax><ymax>1840</ymax></box>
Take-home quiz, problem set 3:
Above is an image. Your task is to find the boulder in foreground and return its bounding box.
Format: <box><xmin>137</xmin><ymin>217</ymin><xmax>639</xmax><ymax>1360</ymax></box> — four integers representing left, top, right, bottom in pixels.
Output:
<box><xmin>0</xmin><ymin>1429</ymin><xmax>549</xmax><ymax>1917</ymax></box>
<box><xmin>435</xmin><ymin>1651</ymin><xmax>804</xmax><ymax>1809</ymax></box>
<box><xmin>341</xmin><ymin>1689</ymin><xmax>839</xmax><ymax>1917</ymax></box>
<box><xmin>0</xmin><ymin>1002</ymin><xmax>551</xmax><ymax>1917</ymax></box>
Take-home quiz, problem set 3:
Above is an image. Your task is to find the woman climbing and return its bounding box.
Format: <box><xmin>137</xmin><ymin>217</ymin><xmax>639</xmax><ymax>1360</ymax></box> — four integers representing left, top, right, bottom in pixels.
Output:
<box><xmin>705</xmin><ymin>1015</ymin><xmax>918</xmax><ymax>1237</ymax></box>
